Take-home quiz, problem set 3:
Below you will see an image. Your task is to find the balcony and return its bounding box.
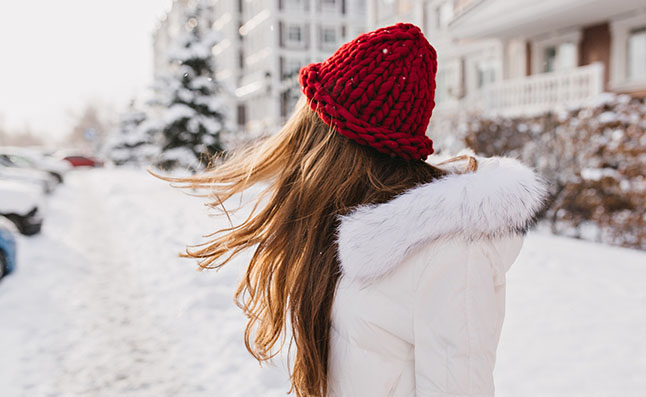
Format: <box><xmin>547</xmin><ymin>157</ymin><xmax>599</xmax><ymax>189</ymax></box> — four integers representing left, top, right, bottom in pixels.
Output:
<box><xmin>438</xmin><ymin>63</ymin><xmax>605</xmax><ymax>117</ymax></box>
<box><xmin>449</xmin><ymin>0</ymin><xmax>645</xmax><ymax>40</ymax></box>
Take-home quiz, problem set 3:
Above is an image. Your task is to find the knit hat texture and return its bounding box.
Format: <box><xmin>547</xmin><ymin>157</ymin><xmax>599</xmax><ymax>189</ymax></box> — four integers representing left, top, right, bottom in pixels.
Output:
<box><xmin>299</xmin><ymin>23</ymin><xmax>437</xmax><ymax>160</ymax></box>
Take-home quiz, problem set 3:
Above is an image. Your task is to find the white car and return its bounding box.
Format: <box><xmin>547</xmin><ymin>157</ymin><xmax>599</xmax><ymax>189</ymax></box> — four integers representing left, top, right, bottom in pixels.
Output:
<box><xmin>0</xmin><ymin>157</ymin><xmax>57</xmax><ymax>194</ymax></box>
<box><xmin>0</xmin><ymin>147</ymin><xmax>71</xmax><ymax>183</ymax></box>
<box><xmin>0</xmin><ymin>180</ymin><xmax>44</xmax><ymax>235</ymax></box>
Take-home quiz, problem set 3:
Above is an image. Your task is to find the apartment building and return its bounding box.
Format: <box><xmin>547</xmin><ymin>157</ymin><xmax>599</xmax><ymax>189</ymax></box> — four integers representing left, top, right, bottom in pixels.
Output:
<box><xmin>153</xmin><ymin>0</ymin><xmax>193</xmax><ymax>80</ymax></box>
<box><xmin>448</xmin><ymin>0</ymin><xmax>646</xmax><ymax>113</ymax></box>
<box><xmin>155</xmin><ymin>0</ymin><xmax>644</xmax><ymax>137</ymax></box>
<box><xmin>210</xmin><ymin>0</ymin><xmax>245</xmax><ymax>128</ymax></box>
<box><xmin>366</xmin><ymin>0</ymin><xmax>500</xmax><ymax>108</ymax></box>
<box><xmin>234</xmin><ymin>0</ymin><xmax>366</xmax><ymax>133</ymax></box>
<box><xmin>369</xmin><ymin>0</ymin><xmax>646</xmax><ymax>121</ymax></box>
<box><xmin>155</xmin><ymin>0</ymin><xmax>366</xmax><ymax>133</ymax></box>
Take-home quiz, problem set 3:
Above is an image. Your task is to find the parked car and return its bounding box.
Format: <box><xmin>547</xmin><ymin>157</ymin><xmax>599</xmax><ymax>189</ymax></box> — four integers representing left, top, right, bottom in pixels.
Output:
<box><xmin>0</xmin><ymin>157</ymin><xmax>57</xmax><ymax>194</ymax></box>
<box><xmin>0</xmin><ymin>147</ymin><xmax>71</xmax><ymax>183</ymax></box>
<box><xmin>0</xmin><ymin>180</ymin><xmax>44</xmax><ymax>236</ymax></box>
<box><xmin>0</xmin><ymin>217</ymin><xmax>17</xmax><ymax>279</ymax></box>
<box><xmin>62</xmin><ymin>155</ymin><xmax>104</xmax><ymax>168</ymax></box>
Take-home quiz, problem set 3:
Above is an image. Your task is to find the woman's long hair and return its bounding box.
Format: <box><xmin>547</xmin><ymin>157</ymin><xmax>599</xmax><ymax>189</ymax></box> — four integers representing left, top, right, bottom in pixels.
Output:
<box><xmin>169</xmin><ymin>97</ymin><xmax>446</xmax><ymax>396</ymax></box>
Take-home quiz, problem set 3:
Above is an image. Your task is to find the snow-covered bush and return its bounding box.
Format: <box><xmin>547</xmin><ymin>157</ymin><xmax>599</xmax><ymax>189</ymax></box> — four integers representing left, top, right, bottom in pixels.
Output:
<box><xmin>460</xmin><ymin>95</ymin><xmax>646</xmax><ymax>249</ymax></box>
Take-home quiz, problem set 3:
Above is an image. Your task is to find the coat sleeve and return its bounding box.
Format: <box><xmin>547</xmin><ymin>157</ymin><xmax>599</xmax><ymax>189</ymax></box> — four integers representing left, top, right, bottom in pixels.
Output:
<box><xmin>413</xmin><ymin>236</ymin><xmax>522</xmax><ymax>396</ymax></box>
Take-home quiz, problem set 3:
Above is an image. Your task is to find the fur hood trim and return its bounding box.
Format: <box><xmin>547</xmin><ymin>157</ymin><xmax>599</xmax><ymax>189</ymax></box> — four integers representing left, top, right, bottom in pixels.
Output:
<box><xmin>336</xmin><ymin>154</ymin><xmax>548</xmax><ymax>282</ymax></box>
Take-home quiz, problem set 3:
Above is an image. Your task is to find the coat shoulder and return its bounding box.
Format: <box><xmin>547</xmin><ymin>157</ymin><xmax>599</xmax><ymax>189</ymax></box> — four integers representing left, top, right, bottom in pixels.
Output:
<box><xmin>336</xmin><ymin>154</ymin><xmax>548</xmax><ymax>283</ymax></box>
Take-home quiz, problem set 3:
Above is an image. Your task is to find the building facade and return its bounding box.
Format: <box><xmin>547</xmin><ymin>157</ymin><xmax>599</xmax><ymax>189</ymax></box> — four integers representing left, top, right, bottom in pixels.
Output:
<box><xmin>210</xmin><ymin>0</ymin><xmax>245</xmax><ymax>129</ymax></box>
<box><xmin>233</xmin><ymin>0</ymin><xmax>366</xmax><ymax>133</ymax></box>
<box><xmin>155</xmin><ymin>0</ymin><xmax>366</xmax><ymax>134</ymax></box>
<box><xmin>366</xmin><ymin>0</ymin><xmax>645</xmax><ymax>144</ymax></box>
<box><xmin>155</xmin><ymin>0</ymin><xmax>645</xmax><ymax>138</ymax></box>
<box><xmin>447</xmin><ymin>0</ymin><xmax>646</xmax><ymax>115</ymax></box>
<box><xmin>153</xmin><ymin>0</ymin><xmax>193</xmax><ymax>81</ymax></box>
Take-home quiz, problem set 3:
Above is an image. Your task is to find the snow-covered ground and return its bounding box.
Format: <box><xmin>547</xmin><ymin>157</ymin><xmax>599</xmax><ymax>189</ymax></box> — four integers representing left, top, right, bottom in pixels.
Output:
<box><xmin>0</xmin><ymin>168</ymin><xmax>645</xmax><ymax>396</ymax></box>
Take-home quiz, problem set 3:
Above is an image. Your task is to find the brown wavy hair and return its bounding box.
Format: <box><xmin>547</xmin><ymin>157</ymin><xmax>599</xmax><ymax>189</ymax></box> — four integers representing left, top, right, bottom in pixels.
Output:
<box><xmin>168</xmin><ymin>97</ymin><xmax>446</xmax><ymax>396</ymax></box>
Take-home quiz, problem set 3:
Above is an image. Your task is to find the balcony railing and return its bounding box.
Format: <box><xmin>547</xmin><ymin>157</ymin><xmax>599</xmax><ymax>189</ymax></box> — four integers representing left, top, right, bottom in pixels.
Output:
<box><xmin>444</xmin><ymin>62</ymin><xmax>605</xmax><ymax>117</ymax></box>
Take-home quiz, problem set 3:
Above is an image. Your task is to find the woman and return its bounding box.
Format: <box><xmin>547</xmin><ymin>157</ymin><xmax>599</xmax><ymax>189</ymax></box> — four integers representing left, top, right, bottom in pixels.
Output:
<box><xmin>175</xmin><ymin>23</ymin><xmax>547</xmax><ymax>396</ymax></box>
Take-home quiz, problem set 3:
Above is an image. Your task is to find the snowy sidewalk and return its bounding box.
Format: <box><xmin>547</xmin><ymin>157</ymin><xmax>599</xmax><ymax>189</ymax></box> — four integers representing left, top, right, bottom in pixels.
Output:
<box><xmin>0</xmin><ymin>169</ymin><xmax>289</xmax><ymax>397</ymax></box>
<box><xmin>497</xmin><ymin>233</ymin><xmax>646</xmax><ymax>396</ymax></box>
<box><xmin>1</xmin><ymin>168</ymin><xmax>645</xmax><ymax>396</ymax></box>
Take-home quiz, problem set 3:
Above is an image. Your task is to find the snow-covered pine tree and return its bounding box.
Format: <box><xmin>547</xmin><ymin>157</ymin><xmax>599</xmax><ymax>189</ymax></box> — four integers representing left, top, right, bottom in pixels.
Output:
<box><xmin>107</xmin><ymin>104</ymin><xmax>160</xmax><ymax>166</ymax></box>
<box><xmin>156</xmin><ymin>0</ymin><xmax>226</xmax><ymax>171</ymax></box>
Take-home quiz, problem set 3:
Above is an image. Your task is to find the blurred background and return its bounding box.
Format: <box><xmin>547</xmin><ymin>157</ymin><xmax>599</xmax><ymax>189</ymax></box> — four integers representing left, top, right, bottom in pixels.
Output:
<box><xmin>0</xmin><ymin>0</ymin><xmax>645</xmax><ymax>396</ymax></box>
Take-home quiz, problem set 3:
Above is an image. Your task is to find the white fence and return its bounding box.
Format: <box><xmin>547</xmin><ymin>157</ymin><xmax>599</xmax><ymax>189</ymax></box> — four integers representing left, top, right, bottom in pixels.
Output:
<box><xmin>439</xmin><ymin>62</ymin><xmax>605</xmax><ymax>117</ymax></box>
<box><xmin>427</xmin><ymin>63</ymin><xmax>605</xmax><ymax>153</ymax></box>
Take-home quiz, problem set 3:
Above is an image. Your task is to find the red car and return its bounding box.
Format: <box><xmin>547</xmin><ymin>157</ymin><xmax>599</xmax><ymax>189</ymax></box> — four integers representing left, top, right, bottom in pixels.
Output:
<box><xmin>63</xmin><ymin>156</ymin><xmax>104</xmax><ymax>168</ymax></box>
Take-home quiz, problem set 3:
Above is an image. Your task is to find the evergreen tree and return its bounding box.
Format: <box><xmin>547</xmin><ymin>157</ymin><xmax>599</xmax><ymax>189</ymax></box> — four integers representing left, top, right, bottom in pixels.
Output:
<box><xmin>107</xmin><ymin>104</ymin><xmax>160</xmax><ymax>166</ymax></box>
<box><xmin>156</xmin><ymin>0</ymin><xmax>226</xmax><ymax>171</ymax></box>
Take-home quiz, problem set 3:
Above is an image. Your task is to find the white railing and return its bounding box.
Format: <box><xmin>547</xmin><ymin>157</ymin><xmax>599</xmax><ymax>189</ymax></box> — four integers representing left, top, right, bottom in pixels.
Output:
<box><xmin>465</xmin><ymin>63</ymin><xmax>605</xmax><ymax>117</ymax></box>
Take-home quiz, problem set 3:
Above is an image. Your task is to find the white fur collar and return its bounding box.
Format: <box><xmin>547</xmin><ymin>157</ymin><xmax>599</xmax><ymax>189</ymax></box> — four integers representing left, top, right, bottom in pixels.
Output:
<box><xmin>336</xmin><ymin>154</ymin><xmax>548</xmax><ymax>282</ymax></box>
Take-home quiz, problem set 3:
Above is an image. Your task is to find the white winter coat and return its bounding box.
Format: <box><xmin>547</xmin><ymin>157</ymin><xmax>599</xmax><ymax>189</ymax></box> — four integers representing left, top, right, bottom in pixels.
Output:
<box><xmin>328</xmin><ymin>155</ymin><xmax>547</xmax><ymax>396</ymax></box>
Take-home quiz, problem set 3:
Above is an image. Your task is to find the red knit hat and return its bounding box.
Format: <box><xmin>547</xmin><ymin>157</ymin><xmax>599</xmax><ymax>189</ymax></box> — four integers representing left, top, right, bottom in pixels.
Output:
<box><xmin>299</xmin><ymin>23</ymin><xmax>437</xmax><ymax>160</ymax></box>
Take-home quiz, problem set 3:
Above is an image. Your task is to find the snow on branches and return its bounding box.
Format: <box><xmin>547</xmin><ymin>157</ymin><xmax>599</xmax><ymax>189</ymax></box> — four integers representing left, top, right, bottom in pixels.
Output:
<box><xmin>106</xmin><ymin>106</ymin><xmax>160</xmax><ymax>167</ymax></box>
<box><xmin>106</xmin><ymin>0</ymin><xmax>227</xmax><ymax>171</ymax></box>
<box><xmin>154</xmin><ymin>0</ymin><xmax>226</xmax><ymax>171</ymax></box>
<box><xmin>458</xmin><ymin>95</ymin><xmax>646</xmax><ymax>249</ymax></box>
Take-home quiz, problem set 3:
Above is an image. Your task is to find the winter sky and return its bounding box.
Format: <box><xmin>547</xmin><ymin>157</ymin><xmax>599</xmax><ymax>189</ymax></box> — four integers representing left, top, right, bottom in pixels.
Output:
<box><xmin>0</xmin><ymin>0</ymin><xmax>173</xmax><ymax>142</ymax></box>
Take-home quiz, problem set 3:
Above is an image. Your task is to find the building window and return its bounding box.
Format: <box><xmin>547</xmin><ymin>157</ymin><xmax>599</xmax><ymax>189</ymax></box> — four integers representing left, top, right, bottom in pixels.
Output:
<box><xmin>543</xmin><ymin>46</ymin><xmax>557</xmax><ymax>73</ymax></box>
<box><xmin>237</xmin><ymin>104</ymin><xmax>246</xmax><ymax>126</ymax></box>
<box><xmin>287</xmin><ymin>25</ymin><xmax>302</xmax><ymax>43</ymax></box>
<box><xmin>609</xmin><ymin>14</ymin><xmax>646</xmax><ymax>90</ymax></box>
<box><xmin>282</xmin><ymin>23</ymin><xmax>307</xmax><ymax>49</ymax></box>
<box><xmin>280</xmin><ymin>88</ymin><xmax>301</xmax><ymax>118</ymax></box>
<box><xmin>627</xmin><ymin>27</ymin><xmax>646</xmax><ymax>80</ymax></box>
<box><xmin>435</xmin><ymin>69</ymin><xmax>448</xmax><ymax>104</ymax></box>
<box><xmin>476</xmin><ymin>59</ymin><xmax>496</xmax><ymax>88</ymax></box>
<box><xmin>321</xmin><ymin>26</ymin><xmax>336</xmax><ymax>48</ymax></box>
<box><xmin>281</xmin><ymin>57</ymin><xmax>303</xmax><ymax>79</ymax></box>
<box><xmin>281</xmin><ymin>91</ymin><xmax>289</xmax><ymax>118</ymax></box>
<box><xmin>541</xmin><ymin>42</ymin><xmax>577</xmax><ymax>73</ymax></box>
<box><xmin>558</xmin><ymin>42</ymin><xmax>577</xmax><ymax>70</ymax></box>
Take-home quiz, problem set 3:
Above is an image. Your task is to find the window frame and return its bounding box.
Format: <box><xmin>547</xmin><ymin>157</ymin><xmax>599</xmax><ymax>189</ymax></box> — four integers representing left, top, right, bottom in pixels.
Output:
<box><xmin>610</xmin><ymin>12</ymin><xmax>646</xmax><ymax>91</ymax></box>
<box><xmin>284</xmin><ymin>23</ymin><xmax>305</xmax><ymax>48</ymax></box>
<box><xmin>627</xmin><ymin>26</ymin><xmax>646</xmax><ymax>81</ymax></box>
<box><xmin>531</xmin><ymin>30</ymin><xmax>581</xmax><ymax>75</ymax></box>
